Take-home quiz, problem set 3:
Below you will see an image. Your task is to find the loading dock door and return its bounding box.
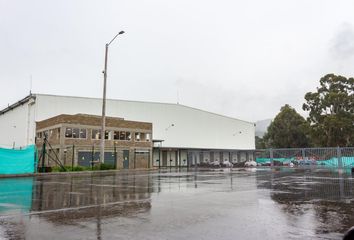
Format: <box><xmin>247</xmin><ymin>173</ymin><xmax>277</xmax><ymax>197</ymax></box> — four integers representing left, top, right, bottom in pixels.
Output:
<box><xmin>162</xmin><ymin>151</ymin><xmax>167</xmax><ymax>167</ymax></box>
<box><xmin>123</xmin><ymin>150</ymin><xmax>129</xmax><ymax>169</ymax></box>
<box><xmin>78</xmin><ymin>152</ymin><xmax>115</xmax><ymax>167</ymax></box>
<box><xmin>104</xmin><ymin>152</ymin><xmax>115</xmax><ymax>167</ymax></box>
<box><xmin>78</xmin><ymin>152</ymin><xmax>99</xmax><ymax>167</ymax></box>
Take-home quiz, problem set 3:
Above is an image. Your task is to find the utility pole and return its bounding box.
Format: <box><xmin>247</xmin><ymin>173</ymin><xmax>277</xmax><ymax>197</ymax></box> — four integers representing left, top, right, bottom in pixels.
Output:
<box><xmin>100</xmin><ymin>31</ymin><xmax>125</xmax><ymax>164</ymax></box>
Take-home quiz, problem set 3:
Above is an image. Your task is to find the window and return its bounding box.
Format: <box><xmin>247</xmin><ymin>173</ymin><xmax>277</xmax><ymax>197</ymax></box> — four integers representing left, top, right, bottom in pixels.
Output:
<box><xmin>135</xmin><ymin>132</ymin><xmax>140</xmax><ymax>141</ymax></box>
<box><xmin>120</xmin><ymin>131</ymin><xmax>126</xmax><ymax>140</ymax></box>
<box><xmin>113</xmin><ymin>131</ymin><xmax>120</xmax><ymax>140</ymax></box>
<box><xmin>79</xmin><ymin>129</ymin><xmax>86</xmax><ymax>139</ymax></box>
<box><xmin>72</xmin><ymin>128</ymin><xmax>80</xmax><ymax>138</ymax></box>
<box><xmin>126</xmin><ymin>132</ymin><xmax>131</xmax><ymax>141</ymax></box>
<box><xmin>105</xmin><ymin>130</ymin><xmax>110</xmax><ymax>140</ymax></box>
<box><xmin>37</xmin><ymin>132</ymin><xmax>42</xmax><ymax>138</ymax></box>
<box><xmin>65</xmin><ymin>128</ymin><xmax>72</xmax><ymax>138</ymax></box>
<box><xmin>134</xmin><ymin>132</ymin><xmax>152</xmax><ymax>142</ymax></box>
<box><xmin>92</xmin><ymin>129</ymin><xmax>101</xmax><ymax>140</ymax></box>
<box><xmin>112</xmin><ymin>131</ymin><xmax>131</xmax><ymax>140</ymax></box>
<box><xmin>65</xmin><ymin>128</ymin><xmax>87</xmax><ymax>139</ymax></box>
<box><xmin>146</xmin><ymin>133</ymin><xmax>151</xmax><ymax>142</ymax></box>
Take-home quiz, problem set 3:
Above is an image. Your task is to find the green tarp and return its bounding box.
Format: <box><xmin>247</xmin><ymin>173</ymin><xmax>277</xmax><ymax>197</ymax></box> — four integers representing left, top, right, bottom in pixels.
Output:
<box><xmin>0</xmin><ymin>145</ymin><xmax>37</xmax><ymax>174</ymax></box>
<box><xmin>256</xmin><ymin>157</ymin><xmax>295</xmax><ymax>164</ymax></box>
<box><xmin>0</xmin><ymin>178</ymin><xmax>33</xmax><ymax>214</ymax></box>
<box><xmin>256</xmin><ymin>156</ymin><xmax>354</xmax><ymax>167</ymax></box>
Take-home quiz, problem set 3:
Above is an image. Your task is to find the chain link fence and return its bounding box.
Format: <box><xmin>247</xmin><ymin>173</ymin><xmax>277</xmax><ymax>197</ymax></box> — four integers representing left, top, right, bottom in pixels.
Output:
<box><xmin>256</xmin><ymin>147</ymin><xmax>354</xmax><ymax>168</ymax></box>
<box><xmin>37</xmin><ymin>144</ymin><xmax>151</xmax><ymax>171</ymax></box>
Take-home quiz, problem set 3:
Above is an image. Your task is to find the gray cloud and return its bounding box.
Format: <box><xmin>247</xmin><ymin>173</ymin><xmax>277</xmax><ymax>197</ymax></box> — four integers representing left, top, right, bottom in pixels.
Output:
<box><xmin>1</xmin><ymin>0</ymin><xmax>354</xmax><ymax>122</ymax></box>
<box><xmin>174</xmin><ymin>78</ymin><xmax>292</xmax><ymax>122</ymax></box>
<box><xmin>330</xmin><ymin>23</ymin><xmax>354</xmax><ymax>60</ymax></box>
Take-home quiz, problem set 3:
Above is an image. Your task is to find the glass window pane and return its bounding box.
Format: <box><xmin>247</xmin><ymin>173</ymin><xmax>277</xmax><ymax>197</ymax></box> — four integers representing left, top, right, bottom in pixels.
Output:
<box><xmin>114</xmin><ymin>131</ymin><xmax>119</xmax><ymax>140</ymax></box>
<box><xmin>80</xmin><ymin>129</ymin><xmax>86</xmax><ymax>139</ymax></box>
<box><xmin>146</xmin><ymin>133</ymin><xmax>151</xmax><ymax>141</ymax></box>
<box><xmin>92</xmin><ymin>129</ymin><xmax>101</xmax><ymax>139</ymax></box>
<box><xmin>126</xmin><ymin>132</ymin><xmax>131</xmax><ymax>141</ymax></box>
<box><xmin>120</xmin><ymin>131</ymin><xmax>126</xmax><ymax>140</ymax></box>
<box><xmin>65</xmin><ymin>128</ymin><xmax>72</xmax><ymax>138</ymax></box>
<box><xmin>135</xmin><ymin>132</ymin><xmax>140</xmax><ymax>141</ymax></box>
<box><xmin>73</xmin><ymin>128</ymin><xmax>80</xmax><ymax>138</ymax></box>
<box><xmin>105</xmin><ymin>131</ymin><xmax>110</xmax><ymax>140</ymax></box>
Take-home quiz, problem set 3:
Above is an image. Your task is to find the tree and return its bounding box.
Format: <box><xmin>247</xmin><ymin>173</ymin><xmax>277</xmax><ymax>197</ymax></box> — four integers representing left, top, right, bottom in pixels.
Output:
<box><xmin>263</xmin><ymin>104</ymin><xmax>311</xmax><ymax>148</ymax></box>
<box><xmin>255</xmin><ymin>136</ymin><xmax>266</xmax><ymax>149</ymax></box>
<box><xmin>302</xmin><ymin>74</ymin><xmax>354</xmax><ymax>147</ymax></box>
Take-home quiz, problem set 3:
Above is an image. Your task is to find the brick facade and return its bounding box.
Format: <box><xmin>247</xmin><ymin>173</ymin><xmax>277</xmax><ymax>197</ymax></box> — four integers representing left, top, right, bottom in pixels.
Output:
<box><xmin>36</xmin><ymin>114</ymin><xmax>153</xmax><ymax>169</ymax></box>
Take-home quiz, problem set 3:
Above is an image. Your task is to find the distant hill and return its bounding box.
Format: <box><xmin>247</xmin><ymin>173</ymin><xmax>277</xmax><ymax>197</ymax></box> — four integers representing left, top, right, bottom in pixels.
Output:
<box><xmin>255</xmin><ymin>119</ymin><xmax>272</xmax><ymax>137</ymax></box>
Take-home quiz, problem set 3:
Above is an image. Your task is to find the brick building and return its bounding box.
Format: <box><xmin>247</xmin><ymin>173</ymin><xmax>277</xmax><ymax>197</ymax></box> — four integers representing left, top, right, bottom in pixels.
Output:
<box><xmin>35</xmin><ymin>114</ymin><xmax>153</xmax><ymax>169</ymax></box>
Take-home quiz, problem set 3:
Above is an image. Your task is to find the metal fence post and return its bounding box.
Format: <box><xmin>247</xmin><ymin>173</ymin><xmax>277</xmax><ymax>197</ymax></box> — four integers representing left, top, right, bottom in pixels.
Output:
<box><xmin>169</xmin><ymin>151</ymin><xmax>172</xmax><ymax>171</ymax></box>
<box><xmin>270</xmin><ymin>148</ymin><xmax>274</xmax><ymax>167</ymax></box>
<box><xmin>158</xmin><ymin>149</ymin><xmax>161</xmax><ymax>169</ymax></box>
<box><xmin>41</xmin><ymin>139</ymin><xmax>46</xmax><ymax>172</ymax></box>
<box><xmin>194</xmin><ymin>153</ymin><xmax>198</xmax><ymax>171</ymax></box>
<box><xmin>134</xmin><ymin>149</ymin><xmax>136</xmax><ymax>169</ymax></box>
<box><xmin>148</xmin><ymin>150</ymin><xmax>151</xmax><ymax>169</ymax></box>
<box><xmin>71</xmin><ymin>144</ymin><xmax>75</xmax><ymax>171</ymax></box>
<box><xmin>179</xmin><ymin>150</ymin><xmax>181</xmax><ymax>169</ymax></box>
<box><xmin>114</xmin><ymin>142</ymin><xmax>117</xmax><ymax>169</ymax></box>
<box><xmin>34</xmin><ymin>148</ymin><xmax>38</xmax><ymax>173</ymax></box>
<box><xmin>337</xmin><ymin>147</ymin><xmax>343</xmax><ymax>169</ymax></box>
<box><xmin>91</xmin><ymin>145</ymin><xmax>94</xmax><ymax>170</ymax></box>
<box><xmin>302</xmin><ymin>148</ymin><xmax>306</xmax><ymax>160</ymax></box>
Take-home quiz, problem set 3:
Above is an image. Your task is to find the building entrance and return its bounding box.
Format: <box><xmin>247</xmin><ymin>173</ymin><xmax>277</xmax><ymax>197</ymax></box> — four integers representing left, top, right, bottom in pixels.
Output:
<box><xmin>123</xmin><ymin>150</ymin><xmax>129</xmax><ymax>169</ymax></box>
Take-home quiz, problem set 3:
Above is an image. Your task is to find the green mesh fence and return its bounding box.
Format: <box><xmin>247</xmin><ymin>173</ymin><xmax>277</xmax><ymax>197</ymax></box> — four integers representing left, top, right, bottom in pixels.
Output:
<box><xmin>256</xmin><ymin>157</ymin><xmax>295</xmax><ymax>164</ymax></box>
<box><xmin>256</xmin><ymin>156</ymin><xmax>354</xmax><ymax>167</ymax></box>
<box><xmin>0</xmin><ymin>145</ymin><xmax>37</xmax><ymax>174</ymax></box>
<box><xmin>0</xmin><ymin>178</ymin><xmax>33</xmax><ymax>214</ymax></box>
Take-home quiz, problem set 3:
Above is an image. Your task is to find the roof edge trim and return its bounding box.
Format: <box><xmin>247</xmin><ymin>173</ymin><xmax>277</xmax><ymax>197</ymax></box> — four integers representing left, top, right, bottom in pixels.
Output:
<box><xmin>0</xmin><ymin>94</ymin><xmax>35</xmax><ymax>115</ymax></box>
<box><xmin>34</xmin><ymin>93</ymin><xmax>255</xmax><ymax>125</ymax></box>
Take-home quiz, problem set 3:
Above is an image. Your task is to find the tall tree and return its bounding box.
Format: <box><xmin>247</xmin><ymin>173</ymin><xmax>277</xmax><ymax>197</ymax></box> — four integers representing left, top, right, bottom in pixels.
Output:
<box><xmin>302</xmin><ymin>74</ymin><xmax>354</xmax><ymax>147</ymax></box>
<box><xmin>263</xmin><ymin>104</ymin><xmax>311</xmax><ymax>148</ymax></box>
<box><xmin>255</xmin><ymin>136</ymin><xmax>266</xmax><ymax>149</ymax></box>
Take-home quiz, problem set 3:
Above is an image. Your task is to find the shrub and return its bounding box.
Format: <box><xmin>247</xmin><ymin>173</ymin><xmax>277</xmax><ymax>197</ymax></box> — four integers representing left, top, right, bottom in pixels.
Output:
<box><xmin>72</xmin><ymin>166</ymin><xmax>85</xmax><ymax>171</ymax></box>
<box><xmin>45</xmin><ymin>164</ymin><xmax>115</xmax><ymax>173</ymax></box>
<box><xmin>99</xmin><ymin>163</ymin><xmax>115</xmax><ymax>170</ymax></box>
<box><xmin>51</xmin><ymin>166</ymin><xmax>61</xmax><ymax>172</ymax></box>
<box><xmin>51</xmin><ymin>166</ymin><xmax>68</xmax><ymax>172</ymax></box>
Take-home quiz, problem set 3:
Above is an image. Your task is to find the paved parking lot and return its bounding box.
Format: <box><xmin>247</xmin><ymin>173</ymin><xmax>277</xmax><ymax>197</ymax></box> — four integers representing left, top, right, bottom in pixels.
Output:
<box><xmin>0</xmin><ymin>168</ymin><xmax>353</xmax><ymax>239</ymax></box>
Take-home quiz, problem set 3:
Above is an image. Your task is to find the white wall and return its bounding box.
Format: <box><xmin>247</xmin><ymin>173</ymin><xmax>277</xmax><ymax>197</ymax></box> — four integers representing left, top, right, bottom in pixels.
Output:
<box><xmin>33</xmin><ymin>94</ymin><xmax>255</xmax><ymax>150</ymax></box>
<box><xmin>0</xmin><ymin>99</ymin><xmax>36</xmax><ymax>147</ymax></box>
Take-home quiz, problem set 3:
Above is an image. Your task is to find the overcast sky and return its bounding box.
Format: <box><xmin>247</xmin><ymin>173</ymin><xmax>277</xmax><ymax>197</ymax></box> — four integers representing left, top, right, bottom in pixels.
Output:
<box><xmin>1</xmin><ymin>0</ymin><xmax>354</xmax><ymax>122</ymax></box>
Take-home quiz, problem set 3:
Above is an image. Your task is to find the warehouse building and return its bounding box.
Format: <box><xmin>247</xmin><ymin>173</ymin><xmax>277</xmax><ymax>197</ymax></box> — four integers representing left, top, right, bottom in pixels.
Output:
<box><xmin>0</xmin><ymin>94</ymin><xmax>256</xmax><ymax>168</ymax></box>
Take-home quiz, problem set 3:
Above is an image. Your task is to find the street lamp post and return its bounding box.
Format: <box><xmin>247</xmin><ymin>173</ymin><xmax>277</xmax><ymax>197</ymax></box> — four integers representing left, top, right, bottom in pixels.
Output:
<box><xmin>100</xmin><ymin>31</ymin><xmax>125</xmax><ymax>164</ymax></box>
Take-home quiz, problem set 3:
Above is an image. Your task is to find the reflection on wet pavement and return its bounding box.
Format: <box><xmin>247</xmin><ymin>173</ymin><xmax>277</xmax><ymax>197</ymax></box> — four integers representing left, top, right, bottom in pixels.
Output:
<box><xmin>0</xmin><ymin>168</ymin><xmax>352</xmax><ymax>239</ymax></box>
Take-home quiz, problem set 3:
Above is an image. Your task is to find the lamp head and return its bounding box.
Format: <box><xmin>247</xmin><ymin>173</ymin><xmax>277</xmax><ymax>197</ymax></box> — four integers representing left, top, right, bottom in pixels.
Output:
<box><xmin>119</xmin><ymin>31</ymin><xmax>125</xmax><ymax>35</ymax></box>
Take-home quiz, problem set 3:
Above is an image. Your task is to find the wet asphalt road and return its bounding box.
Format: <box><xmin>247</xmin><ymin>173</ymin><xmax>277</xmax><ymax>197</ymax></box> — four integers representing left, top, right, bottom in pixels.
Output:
<box><xmin>0</xmin><ymin>168</ymin><xmax>353</xmax><ymax>240</ymax></box>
